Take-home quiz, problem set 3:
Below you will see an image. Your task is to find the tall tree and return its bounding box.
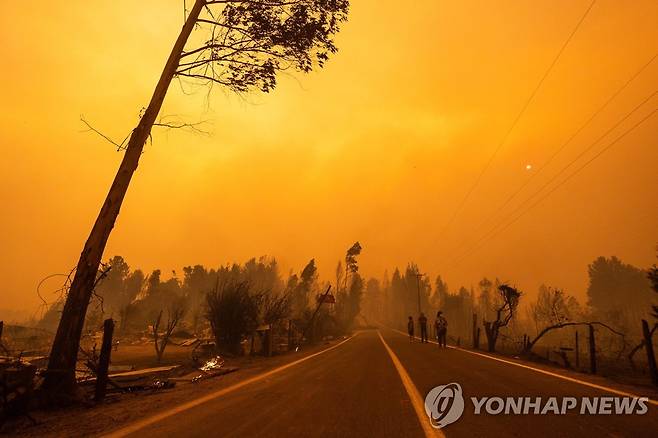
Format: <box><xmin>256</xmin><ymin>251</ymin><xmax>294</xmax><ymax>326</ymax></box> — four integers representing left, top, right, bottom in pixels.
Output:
<box><xmin>403</xmin><ymin>263</ymin><xmax>430</xmax><ymax>316</ymax></box>
<box><xmin>344</xmin><ymin>241</ymin><xmax>362</xmax><ymax>289</ymax></box>
<box><xmin>347</xmin><ymin>273</ymin><xmax>364</xmax><ymax>324</ymax></box>
<box><xmin>335</xmin><ymin>242</ymin><xmax>363</xmax><ymax>329</ymax></box>
<box><xmin>291</xmin><ymin>259</ymin><xmax>318</xmax><ymax>316</ymax></box>
<box><xmin>363</xmin><ymin>278</ymin><xmax>381</xmax><ymax>323</ymax></box>
<box><xmin>587</xmin><ymin>256</ymin><xmax>652</xmax><ymax>329</ymax></box>
<box><xmin>94</xmin><ymin>255</ymin><xmax>130</xmax><ymax>314</ymax></box>
<box><xmin>147</xmin><ymin>269</ymin><xmax>163</xmax><ymax>295</ymax></box>
<box><xmin>43</xmin><ymin>0</ymin><xmax>350</xmax><ymax>397</ymax></box>
<box><xmin>182</xmin><ymin>264</ymin><xmax>215</xmax><ymax>332</ymax></box>
<box><xmin>390</xmin><ymin>268</ymin><xmax>405</xmax><ymax>325</ymax></box>
<box><xmin>529</xmin><ymin>285</ymin><xmax>581</xmax><ymax>333</ymax></box>
<box><xmin>432</xmin><ymin>275</ymin><xmax>449</xmax><ymax>310</ymax></box>
<box><xmin>119</xmin><ymin>268</ymin><xmax>145</xmax><ymax>332</ymax></box>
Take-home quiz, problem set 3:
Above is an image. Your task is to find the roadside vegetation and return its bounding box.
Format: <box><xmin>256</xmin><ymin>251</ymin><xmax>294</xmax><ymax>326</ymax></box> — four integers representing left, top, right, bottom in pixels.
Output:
<box><xmin>2</xmin><ymin>246</ymin><xmax>657</xmax><ymax>435</ymax></box>
<box><xmin>8</xmin><ymin>248</ymin><xmax>654</xmax><ymax>386</ymax></box>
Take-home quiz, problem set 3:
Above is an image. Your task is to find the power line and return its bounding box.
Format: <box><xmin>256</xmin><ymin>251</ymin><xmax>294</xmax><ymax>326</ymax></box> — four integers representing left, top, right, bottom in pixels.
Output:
<box><xmin>469</xmin><ymin>53</ymin><xmax>656</xmax><ymax>238</ymax></box>
<box><xmin>436</xmin><ymin>0</ymin><xmax>597</xmax><ymax>240</ymax></box>
<box><xmin>451</xmin><ymin>107</ymin><xmax>656</xmax><ymax>267</ymax></box>
<box><xmin>487</xmin><ymin>89</ymin><xmax>656</xmax><ymax>231</ymax></box>
<box><xmin>449</xmin><ymin>103</ymin><xmax>657</xmax><ymax>267</ymax></box>
<box><xmin>450</xmin><ymin>91</ymin><xmax>656</xmax><ymax>265</ymax></box>
<box><xmin>446</xmin><ymin>53</ymin><xmax>656</xmax><ymax>260</ymax></box>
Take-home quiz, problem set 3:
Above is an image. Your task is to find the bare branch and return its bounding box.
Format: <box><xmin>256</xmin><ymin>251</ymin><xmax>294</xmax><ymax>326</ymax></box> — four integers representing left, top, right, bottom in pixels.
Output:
<box><xmin>524</xmin><ymin>321</ymin><xmax>626</xmax><ymax>354</ymax></box>
<box><xmin>80</xmin><ymin>116</ymin><xmax>131</xmax><ymax>151</ymax></box>
<box><xmin>154</xmin><ymin>117</ymin><xmax>211</xmax><ymax>135</ymax></box>
<box><xmin>206</xmin><ymin>1</ymin><xmax>305</xmax><ymax>5</ymax></box>
<box><xmin>176</xmin><ymin>72</ymin><xmax>233</xmax><ymax>86</ymax></box>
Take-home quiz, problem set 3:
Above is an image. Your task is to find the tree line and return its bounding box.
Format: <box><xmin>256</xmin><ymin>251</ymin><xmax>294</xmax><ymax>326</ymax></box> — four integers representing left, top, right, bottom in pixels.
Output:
<box><xmin>39</xmin><ymin>243</ymin><xmax>365</xmax><ymax>355</ymax></box>
<box><xmin>35</xmin><ymin>248</ymin><xmax>657</xmax><ymax>383</ymax></box>
<box><xmin>39</xmin><ymin>251</ymin><xmax>654</xmax><ymax>349</ymax></box>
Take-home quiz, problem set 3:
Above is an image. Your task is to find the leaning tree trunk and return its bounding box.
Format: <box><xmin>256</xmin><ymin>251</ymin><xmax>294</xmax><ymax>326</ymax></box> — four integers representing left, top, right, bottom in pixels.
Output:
<box><xmin>41</xmin><ymin>0</ymin><xmax>205</xmax><ymax>399</ymax></box>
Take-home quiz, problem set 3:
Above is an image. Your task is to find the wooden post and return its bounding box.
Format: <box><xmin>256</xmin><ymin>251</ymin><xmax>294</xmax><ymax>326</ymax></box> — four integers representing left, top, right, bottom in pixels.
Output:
<box><xmin>575</xmin><ymin>330</ymin><xmax>579</xmax><ymax>370</ymax></box>
<box><xmin>95</xmin><ymin>318</ymin><xmax>114</xmax><ymax>402</ymax></box>
<box><xmin>641</xmin><ymin>319</ymin><xmax>658</xmax><ymax>386</ymax></box>
<box><xmin>588</xmin><ymin>324</ymin><xmax>596</xmax><ymax>374</ymax></box>
<box><xmin>472</xmin><ymin>314</ymin><xmax>478</xmax><ymax>348</ymax></box>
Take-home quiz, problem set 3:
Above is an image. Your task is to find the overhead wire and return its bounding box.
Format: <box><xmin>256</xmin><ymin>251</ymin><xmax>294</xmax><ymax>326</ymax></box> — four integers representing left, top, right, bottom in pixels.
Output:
<box><xmin>448</xmin><ymin>97</ymin><xmax>657</xmax><ymax>267</ymax></box>
<box><xmin>435</xmin><ymin>0</ymin><xmax>598</xmax><ymax>241</ymax></box>
<box><xmin>469</xmin><ymin>53</ymin><xmax>656</xmax><ymax>237</ymax></box>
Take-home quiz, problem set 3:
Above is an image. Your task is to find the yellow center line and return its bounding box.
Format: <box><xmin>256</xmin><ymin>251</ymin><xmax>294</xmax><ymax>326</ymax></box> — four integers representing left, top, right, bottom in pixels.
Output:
<box><xmin>104</xmin><ymin>333</ymin><xmax>359</xmax><ymax>438</ymax></box>
<box><xmin>387</xmin><ymin>327</ymin><xmax>658</xmax><ymax>407</ymax></box>
<box><xmin>377</xmin><ymin>330</ymin><xmax>445</xmax><ymax>438</ymax></box>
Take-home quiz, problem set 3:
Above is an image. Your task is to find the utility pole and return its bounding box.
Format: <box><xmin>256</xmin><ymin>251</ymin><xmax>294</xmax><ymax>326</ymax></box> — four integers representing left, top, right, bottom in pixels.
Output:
<box><xmin>415</xmin><ymin>273</ymin><xmax>424</xmax><ymax>315</ymax></box>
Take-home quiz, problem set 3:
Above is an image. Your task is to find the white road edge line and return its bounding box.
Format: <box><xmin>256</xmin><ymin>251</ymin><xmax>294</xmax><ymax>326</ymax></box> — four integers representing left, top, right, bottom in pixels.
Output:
<box><xmin>388</xmin><ymin>327</ymin><xmax>658</xmax><ymax>407</ymax></box>
<box><xmin>103</xmin><ymin>333</ymin><xmax>359</xmax><ymax>438</ymax></box>
<box><xmin>377</xmin><ymin>330</ymin><xmax>444</xmax><ymax>438</ymax></box>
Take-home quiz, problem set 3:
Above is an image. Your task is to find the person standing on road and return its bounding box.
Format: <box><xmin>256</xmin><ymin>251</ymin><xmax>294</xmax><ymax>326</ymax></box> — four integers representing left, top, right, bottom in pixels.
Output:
<box><xmin>435</xmin><ymin>311</ymin><xmax>448</xmax><ymax>347</ymax></box>
<box><xmin>418</xmin><ymin>312</ymin><xmax>428</xmax><ymax>343</ymax></box>
<box><xmin>407</xmin><ymin>316</ymin><xmax>415</xmax><ymax>342</ymax></box>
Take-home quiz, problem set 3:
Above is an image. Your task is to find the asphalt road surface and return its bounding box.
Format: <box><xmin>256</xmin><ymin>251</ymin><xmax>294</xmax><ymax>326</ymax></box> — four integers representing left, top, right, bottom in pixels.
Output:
<box><xmin>109</xmin><ymin>329</ymin><xmax>658</xmax><ymax>438</ymax></box>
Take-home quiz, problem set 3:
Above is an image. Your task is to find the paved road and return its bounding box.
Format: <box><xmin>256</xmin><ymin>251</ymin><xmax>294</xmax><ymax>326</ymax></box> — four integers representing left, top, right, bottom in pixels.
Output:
<box><xmin>114</xmin><ymin>329</ymin><xmax>658</xmax><ymax>438</ymax></box>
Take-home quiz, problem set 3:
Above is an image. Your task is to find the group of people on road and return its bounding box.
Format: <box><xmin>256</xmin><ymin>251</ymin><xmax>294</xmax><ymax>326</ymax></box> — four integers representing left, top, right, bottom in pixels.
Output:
<box><xmin>407</xmin><ymin>311</ymin><xmax>447</xmax><ymax>347</ymax></box>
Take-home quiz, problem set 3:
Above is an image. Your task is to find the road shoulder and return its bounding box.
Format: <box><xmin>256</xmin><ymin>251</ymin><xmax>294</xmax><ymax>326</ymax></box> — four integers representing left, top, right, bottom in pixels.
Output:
<box><xmin>4</xmin><ymin>337</ymin><xmax>355</xmax><ymax>438</ymax></box>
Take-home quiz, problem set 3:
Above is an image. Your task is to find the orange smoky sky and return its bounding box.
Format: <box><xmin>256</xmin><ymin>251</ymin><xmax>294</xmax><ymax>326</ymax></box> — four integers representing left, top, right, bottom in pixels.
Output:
<box><xmin>0</xmin><ymin>0</ymin><xmax>656</xmax><ymax>316</ymax></box>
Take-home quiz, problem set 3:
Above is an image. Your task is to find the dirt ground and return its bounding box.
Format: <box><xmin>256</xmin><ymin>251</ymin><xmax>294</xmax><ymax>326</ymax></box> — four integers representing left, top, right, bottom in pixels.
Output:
<box><xmin>110</xmin><ymin>344</ymin><xmax>195</xmax><ymax>369</ymax></box>
<box><xmin>1</xmin><ymin>340</ymin><xmax>338</xmax><ymax>437</ymax></box>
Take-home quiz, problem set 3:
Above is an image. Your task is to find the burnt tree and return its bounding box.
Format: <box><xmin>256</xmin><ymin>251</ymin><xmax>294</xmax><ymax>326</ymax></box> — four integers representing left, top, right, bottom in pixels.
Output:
<box><xmin>42</xmin><ymin>0</ymin><xmax>349</xmax><ymax>398</ymax></box>
<box><xmin>522</xmin><ymin>321</ymin><xmax>624</xmax><ymax>356</ymax></box>
<box><xmin>483</xmin><ymin>284</ymin><xmax>521</xmax><ymax>352</ymax></box>
<box><xmin>153</xmin><ymin>305</ymin><xmax>185</xmax><ymax>363</ymax></box>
